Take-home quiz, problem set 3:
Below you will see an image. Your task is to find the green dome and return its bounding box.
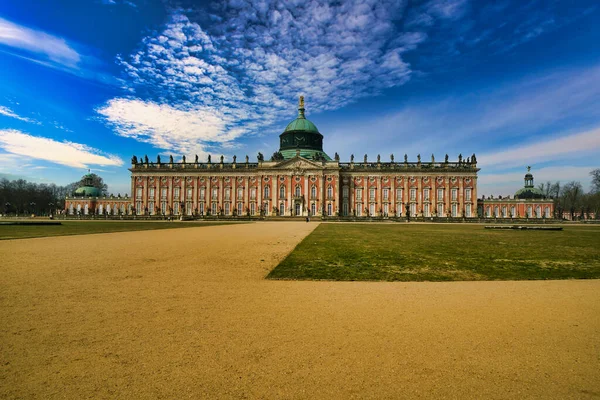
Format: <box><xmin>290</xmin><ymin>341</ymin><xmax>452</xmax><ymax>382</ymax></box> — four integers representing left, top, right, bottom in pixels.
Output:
<box><xmin>74</xmin><ymin>186</ymin><xmax>101</xmax><ymax>197</ymax></box>
<box><xmin>284</xmin><ymin>117</ymin><xmax>319</xmax><ymax>133</ymax></box>
<box><xmin>514</xmin><ymin>187</ymin><xmax>545</xmax><ymax>199</ymax></box>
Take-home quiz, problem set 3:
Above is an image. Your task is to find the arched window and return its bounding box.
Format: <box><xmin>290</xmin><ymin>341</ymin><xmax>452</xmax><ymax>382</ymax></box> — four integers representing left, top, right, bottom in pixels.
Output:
<box><xmin>295</xmin><ymin>185</ymin><xmax>301</xmax><ymax>197</ymax></box>
<box><xmin>327</xmin><ymin>203</ymin><xmax>333</xmax><ymax>216</ymax></box>
<box><xmin>264</xmin><ymin>186</ymin><xmax>270</xmax><ymax>198</ymax></box>
<box><xmin>279</xmin><ymin>185</ymin><xmax>285</xmax><ymax>198</ymax></box>
<box><xmin>311</xmin><ymin>185</ymin><xmax>317</xmax><ymax>199</ymax></box>
<box><xmin>327</xmin><ymin>185</ymin><xmax>333</xmax><ymax>199</ymax></box>
<box><xmin>69</xmin><ymin>204</ymin><xmax>74</xmax><ymax>215</ymax></box>
<box><xmin>536</xmin><ymin>206</ymin><xmax>541</xmax><ymax>218</ymax></box>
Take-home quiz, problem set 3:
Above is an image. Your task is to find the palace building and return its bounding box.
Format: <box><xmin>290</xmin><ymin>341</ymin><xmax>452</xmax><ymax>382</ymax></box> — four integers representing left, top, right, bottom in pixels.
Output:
<box><xmin>65</xmin><ymin>97</ymin><xmax>553</xmax><ymax>220</ymax></box>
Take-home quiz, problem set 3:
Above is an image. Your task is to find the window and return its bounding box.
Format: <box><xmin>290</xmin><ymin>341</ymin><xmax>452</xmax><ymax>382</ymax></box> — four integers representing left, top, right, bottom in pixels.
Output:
<box><xmin>437</xmin><ymin>188</ymin><xmax>444</xmax><ymax>200</ymax></box>
<box><xmin>397</xmin><ymin>203</ymin><xmax>403</xmax><ymax>216</ymax></box>
<box><xmin>466</xmin><ymin>203</ymin><xmax>471</xmax><ymax>217</ymax></box>
<box><xmin>424</xmin><ymin>203</ymin><xmax>429</xmax><ymax>217</ymax></box>
<box><xmin>452</xmin><ymin>203</ymin><xmax>458</xmax><ymax>217</ymax></box>
<box><xmin>264</xmin><ymin>186</ymin><xmax>270</xmax><ymax>198</ymax></box>
<box><xmin>410</xmin><ymin>203</ymin><xmax>416</xmax><ymax>216</ymax></box>
<box><xmin>311</xmin><ymin>185</ymin><xmax>317</xmax><ymax>199</ymax></box>
<box><xmin>396</xmin><ymin>188</ymin><xmax>403</xmax><ymax>201</ymax></box>
<box><xmin>121</xmin><ymin>204</ymin><xmax>126</xmax><ymax>215</ymax></box>
<box><xmin>148</xmin><ymin>202</ymin><xmax>154</xmax><ymax>215</ymax></box>
<box><xmin>311</xmin><ymin>203</ymin><xmax>316</xmax><ymax>216</ymax></box>
<box><xmin>173</xmin><ymin>202</ymin><xmax>179</xmax><ymax>215</ymax></box>
<box><xmin>465</xmin><ymin>188</ymin><xmax>472</xmax><ymax>201</ymax></box>
<box><xmin>423</xmin><ymin>189</ymin><xmax>429</xmax><ymax>201</ymax></box>
<box><xmin>536</xmin><ymin>206</ymin><xmax>541</xmax><ymax>218</ymax></box>
<box><xmin>410</xmin><ymin>188</ymin><xmax>416</xmax><ymax>201</ymax></box>
<box><xmin>250</xmin><ymin>188</ymin><xmax>257</xmax><ymax>200</ymax></box>
<box><xmin>527</xmin><ymin>206</ymin><xmax>532</xmax><ymax>217</ymax></box>
<box><xmin>211</xmin><ymin>202</ymin><xmax>217</xmax><ymax>215</ymax></box>
<box><xmin>250</xmin><ymin>202</ymin><xmax>256</xmax><ymax>215</ymax></box>
<box><xmin>186</xmin><ymin>202</ymin><xmax>192</xmax><ymax>215</ymax></box>
<box><xmin>237</xmin><ymin>202</ymin><xmax>243</xmax><ymax>215</ymax></box>
<box><xmin>237</xmin><ymin>188</ymin><xmax>244</xmax><ymax>199</ymax></box>
<box><xmin>136</xmin><ymin>187</ymin><xmax>142</xmax><ymax>198</ymax></box>
<box><xmin>200</xmin><ymin>187</ymin><xmax>205</xmax><ymax>200</ymax></box>
<box><xmin>511</xmin><ymin>206</ymin><xmax>515</xmax><ymax>217</ymax></box>
<box><xmin>383</xmin><ymin>188</ymin><xmax>389</xmax><ymax>201</ymax></box>
<box><xmin>369</xmin><ymin>203</ymin><xmax>375</xmax><ymax>216</ymax></box>
<box><xmin>343</xmin><ymin>202</ymin><xmax>348</xmax><ymax>216</ymax></box>
<box><xmin>327</xmin><ymin>203</ymin><xmax>332</xmax><ymax>216</ymax></box>
<box><xmin>384</xmin><ymin>203</ymin><xmax>389</xmax><ymax>216</ymax></box>
<box><xmin>438</xmin><ymin>203</ymin><xmax>444</xmax><ymax>217</ymax></box>
<box><xmin>149</xmin><ymin>188</ymin><xmax>155</xmax><ymax>198</ymax></box>
<box><xmin>327</xmin><ymin>185</ymin><xmax>333</xmax><ymax>199</ymax></box>
<box><xmin>161</xmin><ymin>201</ymin><xmax>167</xmax><ymax>215</ymax></box>
<box><xmin>83</xmin><ymin>204</ymin><xmax>88</xmax><ymax>215</ymax></box>
<box><xmin>174</xmin><ymin>187</ymin><xmax>180</xmax><ymax>199</ymax></box>
<box><xmin>224</xmin><ymin>203</ymin><xmax>230</xmax><ymax>215</ymax></box>
<box><xmin>545</xmin><ymin>207</ymin><xmax>550</xmax><ymax>218</ymax></box>
<box><xmin>356</xmin><ymin>189</ymin><xmax>363</xmax><ymax>201</ymax></box>
<box><xmin>295</xmin><ymin>203</ymin><xmax>301</xmax><ymax>215</ymax></box>
<box><xmin>186</xmin><ymin>188</ymin><xmax>192</xmax><ymax>198</ymax></box>
<box><xmin>295</xmin><ymin>185</ymin><xmax>301</xmax><ymax>197</ymax></box>
<box><xmin>343</xmin><ymin>187</ymin><xmax>349</xmax><ymax>198</ymax></box>
<box><xmin>99</xmin><ymin>204</ymin><xmax>104</xmax><ymax>215</ymax></box>
<box><xmin>225</xmin><ymin>188</ymin><xmax>231</xmax><ymax>200</ymax></box>
<box><xmin>451</xmin><ymin>188</ymin><xmax>457</xmax><ymax>201</ymax></box>
<box><xmin>369</xmin><ymin>188</ymin><xmax>376</xmax><ymax>200</ymax></box>
<box><xmin>212</xmin><ymin>188</ymin><xmax>218</xmax><ymax>200</ymax></box>
<box><xmin>280</xmin><ymin>203</ymin><xmax>285</xmax><ymax>216</ymax></box>
<box><xmin>161</xmin><ymin>187</ymin><xmax>167</xmax><ymax>198</ymax></box>
<box><xmin>199</xmin><ymin>203</ymin><xmax>205</xmax><ymax>215</ymax></box>
<box><xmin>279</xmin><ymin>186</ymin><xmax>285</xmax><ymax>198</ymax></box>
<box><xmin>502</xmin><ymin>206</ymin><xmax>507</xmax><ymax>218</ymax></box>
<box><xmin>69</xmin><ymin>204</ymin><xmax>74</xmax><ymax>215</ymax></box>
<box><xmin>494</xmin><ymin>206</ymin><xmax>499</xmax><ymax>218</ymax></box>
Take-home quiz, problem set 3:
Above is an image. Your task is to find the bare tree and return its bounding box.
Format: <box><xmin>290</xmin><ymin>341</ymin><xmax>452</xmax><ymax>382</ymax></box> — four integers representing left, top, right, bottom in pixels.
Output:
<box><xmin>561</xmin><ymin>181</ymin><xmax>584</xmax><ymax>220</ymax></box>
<box><xmin>590</xmin><ymin>169</ymin><xmax>600</xmax><ymax>194</ymax></box>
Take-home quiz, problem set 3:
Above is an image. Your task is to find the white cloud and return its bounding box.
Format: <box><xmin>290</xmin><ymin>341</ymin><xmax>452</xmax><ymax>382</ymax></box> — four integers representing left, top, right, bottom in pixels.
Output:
<box><xmin>0</xmin><ymin>129</ymin><xmax>123</xmax><ymax>168</ymax></box>
<box><xmin>0</xmin><ymin>105</ymin><xmax>39</xmax><ymax>124</ymax></box>
<box><xmin>97</xmin><ymin>98</ymin><xmax>241</xmax><ymax>157</ymax></box>
<box><xmin>0</xmin><ymin>17</ymin><xmax>80</xmax><ymax>67</ymax></box>
<box><xmin>478</xmin><ymin>127</ymin><xmax>600</xmax><ymax>168</ymax></box>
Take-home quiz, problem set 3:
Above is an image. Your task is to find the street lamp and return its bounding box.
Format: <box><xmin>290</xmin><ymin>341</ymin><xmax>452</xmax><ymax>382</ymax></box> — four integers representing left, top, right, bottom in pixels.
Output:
<box><xmin>30</xmin><ymin>202</ymin><xmax>36</xmax><ymax>216</ymax></box>
<box><xmin>48</xmin><ymin>202</ymin><xmax>54</xmax><ymax>219</ymax></box>
<box><xmin>4</xmin><ymin>202</ymin><xmax>10</xmax><ymax>217</ymax></box>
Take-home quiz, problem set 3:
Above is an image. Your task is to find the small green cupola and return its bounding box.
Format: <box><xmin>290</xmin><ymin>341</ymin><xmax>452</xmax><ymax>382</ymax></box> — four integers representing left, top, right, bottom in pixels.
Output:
<box><xmin>278</xmin><ymin>96</ymin><xmax>331</xmax><ymax>160</ymax></box>
<box><xmin>73</xmin><ymin>172</ymin><xmax>101</xmax><ymax>197</ymax></box>
<box><xmin>515</xmin><ymin>166</ymin><xmax>545</xmax><ymax>199</ymax></box>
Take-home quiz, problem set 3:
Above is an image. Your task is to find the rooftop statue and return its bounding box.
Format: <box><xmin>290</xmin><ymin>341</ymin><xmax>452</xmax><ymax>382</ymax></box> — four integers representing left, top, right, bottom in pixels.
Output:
<box><xmin>350</xmin><ymin>154</ymin><xmax>354</xmax><ymax>162</ymax></box>
<box><xmin>404</xmin><ymin>154</ymin><xmax>408</xmax><ymax>163</ymax></box>
<box><xmin>207</xmin><ymin>155</ymin><xmax>211</xmax><ymax>163</ymax></box>
<box><xmin>195</xmin><ymin>154</ymin><xmax>198</xmax><ymax>163</ymax></box>
<box><xmin>169</xmin><ymin>155</ymin><xmax>174</xmax><ymax>163</ymax></box>
<box><xmin>445</xmin><ymin>154</ymin><xmax>449</xmax><ymax>163</ymax></box>
<box><xmin>257</xmin><ymin>152</ymin><xmax>264</xmax><ymax>162</ymax></box>
<box><xmin>390</xmin><ymin>154</ymin><xmax>394</xmax><ymax>162</ymax></box>
<box><xmin>182</xmin><ymin>155</ymin><xmax>186</xmax><ymax>163</ymax></box>
<box><xmin>131</xmin><ymin>155</ymin><xmax>138</xmax><ymax>164</ymax></box>
<box><xmin>431</xmin><ymin>154</ymin><xmax>435</xmax><ymax>163</ymax></box>
<box><xmin>377</xmin><ymin>154</ymin><xmax>381</xmax><ymax>163</ymax></box>
<box><xmin>157</xmin><ymin>155</ymin><xmax>161</xmax><ymax>164</ymax></box>
<box><xmin>233</xmin><ymin>155</ymin><xmax>237</xmax><ymax>163</ymax></box>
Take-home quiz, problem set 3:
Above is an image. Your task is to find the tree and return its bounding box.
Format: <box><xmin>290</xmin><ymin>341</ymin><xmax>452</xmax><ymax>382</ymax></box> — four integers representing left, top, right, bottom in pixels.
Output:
<box><xmin>561</xmin><ymin>181</ymin><xmax>584</xmax><ymax>220</ymax></box>
<box><xmin>590</xmin><ymin>169</ymin><xmax>600</xmax><ymax>194</ymax></box>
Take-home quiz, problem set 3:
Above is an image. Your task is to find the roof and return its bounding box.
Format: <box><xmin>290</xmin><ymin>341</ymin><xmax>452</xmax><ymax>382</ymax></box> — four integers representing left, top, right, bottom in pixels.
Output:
<box><xmin>74</xmin><ymin>186</ymin><xmax>101</xmax><ymax>197</ymax></box>
<box><xmin>283</xmin><ymin>117</ymin><xmax>320</xmax><ymax>133</ymax></box>
<box><xmin>514</xmin><ymin>187</ymin><xmax>545</xmax><ymax>199</ymax></box>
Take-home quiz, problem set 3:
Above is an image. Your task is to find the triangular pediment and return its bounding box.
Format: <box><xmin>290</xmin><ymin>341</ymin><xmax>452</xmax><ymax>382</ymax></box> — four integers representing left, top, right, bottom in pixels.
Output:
<box><xmin>273</xmin><ymin>156</ymin><xmax>324</xmax><ymax>170</ymax></box>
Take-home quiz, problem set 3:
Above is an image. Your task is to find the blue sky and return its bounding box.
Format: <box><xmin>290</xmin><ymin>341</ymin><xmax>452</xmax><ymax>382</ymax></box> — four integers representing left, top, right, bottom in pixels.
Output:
<box><xmin>0</xmin><ymin>0</ymin><xmax>599</xmax><ymax>196</ymax></box>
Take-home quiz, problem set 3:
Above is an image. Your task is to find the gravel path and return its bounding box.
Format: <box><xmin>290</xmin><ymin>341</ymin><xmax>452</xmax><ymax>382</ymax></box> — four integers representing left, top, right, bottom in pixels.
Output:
<box><xmin>1</xmin><ymin>222</ymin><xmax>599</xmax><ymax>399</ymax></box>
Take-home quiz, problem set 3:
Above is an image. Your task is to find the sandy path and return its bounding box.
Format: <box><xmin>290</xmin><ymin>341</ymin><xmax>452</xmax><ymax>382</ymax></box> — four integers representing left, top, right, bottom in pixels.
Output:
<box><xmin>1</xmin><ymin>222</ymin><xmax>599</xmax><ymax>399</ymax></box>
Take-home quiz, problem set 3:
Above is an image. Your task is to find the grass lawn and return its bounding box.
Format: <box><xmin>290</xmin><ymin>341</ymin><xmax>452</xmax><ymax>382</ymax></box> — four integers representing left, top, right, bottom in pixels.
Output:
<box><xmin>268</xmin><ymin>223</ymin><xmax>600</xmax><ymax>281</ymax></box>
<box><xmin>0</xmin><ymin>220</ymin><xmax>245</xmax><ymax>240</ymax></box>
